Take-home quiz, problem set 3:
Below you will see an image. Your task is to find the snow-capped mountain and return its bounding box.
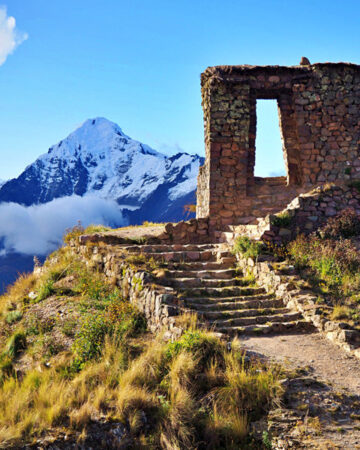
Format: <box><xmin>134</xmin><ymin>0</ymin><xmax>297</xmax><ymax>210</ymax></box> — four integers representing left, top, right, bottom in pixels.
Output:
<box><xmin>0</xmin><ymin>118</ymin><xmax>203</xmax><ymax>223</ymax></box>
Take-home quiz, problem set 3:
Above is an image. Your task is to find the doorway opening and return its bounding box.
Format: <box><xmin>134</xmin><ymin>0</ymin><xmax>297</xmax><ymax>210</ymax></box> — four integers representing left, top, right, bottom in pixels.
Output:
<box><xmin>254</xmin><ymin>99</ymin><xmax>286</xmax><ymax>178</ymax></box>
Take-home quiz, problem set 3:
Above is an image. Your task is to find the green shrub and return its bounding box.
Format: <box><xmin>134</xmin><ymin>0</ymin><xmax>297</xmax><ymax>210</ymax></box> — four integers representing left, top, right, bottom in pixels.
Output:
<box><xmin>270</xmin><ymin>211</ymin><xmax>292</xmax><ymax>228</ymax></box>
<box><xmin>62</xmin><ymin>318</ymin><xmax>78</xmax><ymax>337</ymax></box>
<box><xmin>232</xmin><ymin>236</ymin><xmax>264</xmax><ymax>260</ymax></box>
<box><xmin>5</xmin><ymin>310</ymin><xmax>22</xmax><ymax>325</ymax></box>
<box><xmin>72</xmin><ymin>313</ymin><xmax>108</xmax><ymax>369</ymax></box>
<box><xmin>6</xmin><ymin>330</ymin><xmax>27</xmax><ymax>359</ymax></box>
<box><xmin>166</xmin><ymin>330</ymin><xmax>222</xmax><ymax>366</ymax></box>
<box><xmin>36</xmin><ymin>280</ymin><xmax>55</xmax><ymax>302</ymax></box>
<box><xmin>320</xmin><ymin>208</ymin><xmax>360</xmax><ymax>239</ymax></box>
<box><xmin>72</xmin><ymin>292</ymin><xmax>146</xmax><ymax>370</ymax></box>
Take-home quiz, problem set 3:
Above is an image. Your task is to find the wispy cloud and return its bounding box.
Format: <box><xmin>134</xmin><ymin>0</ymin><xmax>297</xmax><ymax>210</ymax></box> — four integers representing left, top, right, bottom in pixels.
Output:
<box><xmin>158</xmin><ymin>142</ymin><xmax>187</xmax><ymax>156</ymax></box>
<box><xmin>0</xmin><ymin>195</ymin><xmax>126</xmax><ymax>255</ymax></box>
<box><xmin>0</xmin><ymin>6</ymin><xmax>28</xmax><ymax>66</ymax></box>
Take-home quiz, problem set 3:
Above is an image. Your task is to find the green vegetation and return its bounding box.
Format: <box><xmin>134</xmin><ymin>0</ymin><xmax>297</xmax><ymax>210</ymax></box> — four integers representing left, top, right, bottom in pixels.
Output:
<box><xmin>232</xmin><ymin>236</ymin><xmax>264</xmax><ymax>260</ymax></box>
<box><xmin>286</xmin><ymin>209</ymin><xmax>360</xmax><ymax>327</ymax></box>
<box><xmin>270</xmin><ymin>211</ymin><xmax>292</xmax><ymax>228</ymax></box>
<box><xmin>0</xmin><ymin>228</ymin><xmax>282</xmax><ymax>447</ymax></box>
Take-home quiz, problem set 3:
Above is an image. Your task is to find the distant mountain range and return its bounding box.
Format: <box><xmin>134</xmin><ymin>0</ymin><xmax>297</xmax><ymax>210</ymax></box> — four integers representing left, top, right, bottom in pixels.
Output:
<box><xmin>0</xmin><ymin>117</ymin><xmax>203</xmax><ymax>223</ymax></box>
<box><xmin>0</xmin><ymin>118</ymin><xmax>203</xmax><ymax>293</ymax></box>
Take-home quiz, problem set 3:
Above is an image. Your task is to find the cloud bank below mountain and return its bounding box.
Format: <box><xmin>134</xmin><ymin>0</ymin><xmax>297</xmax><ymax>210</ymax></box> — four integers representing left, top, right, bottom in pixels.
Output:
<box><xmin>0</xmin><ymin>195</ymin><xmax>125</xmax><ymax>256</ymax></box>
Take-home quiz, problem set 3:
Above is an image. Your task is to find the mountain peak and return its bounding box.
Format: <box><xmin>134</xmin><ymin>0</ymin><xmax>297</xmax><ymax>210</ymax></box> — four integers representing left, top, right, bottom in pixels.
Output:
<box><xmin>76</xmin><ymin>117</ymin><xmax>125</xmax><ymax>136</ymax></box>
<box><xmin>0</xmin><ymin>117</ymin><xmax>203</xmax><ymax>210</ymax></box>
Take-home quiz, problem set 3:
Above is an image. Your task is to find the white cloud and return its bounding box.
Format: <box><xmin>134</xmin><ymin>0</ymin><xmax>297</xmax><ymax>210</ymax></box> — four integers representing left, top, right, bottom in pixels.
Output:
<box><xmin>0</xmin><ymin>195</ymin><xmax>126</xmax><ymax>255</ymax></box>
<box><xmin>0</xmin><ymin>6</ymin><xmax>28</xmax><ymax>66</ymax></box>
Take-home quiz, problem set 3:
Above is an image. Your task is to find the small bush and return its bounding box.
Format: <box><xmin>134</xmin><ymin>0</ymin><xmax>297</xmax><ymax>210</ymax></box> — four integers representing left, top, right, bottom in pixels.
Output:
<box><xmin>6</xmin><ymin>330</ymin><xmax>27</xmax><ymax>359</ymax></box>
<box><xmin>36</xmin><ymin>280</ymin><xmax>55</xmax><ymax>302</ymax></box>
<box><xmin>271</xmin><ymin>211</ymin><xmax>292</xmax><ymax>228</ymax></box>
<box><xmin>5</xmin><ymin>310</ymin><xmax>22</xmax><ymax>325</ymax></box>
<box><xmin>232</xmin><ymin>236</ymin><xmax>264</xmax><ymax>260</ymax></box>
<box><xmin>72</xmin><ymin>313</ymin><xmax>109</xmax><ymax>369</ymax></box>
<box><xmin>320</xmin><ymin>208</ymin><xmax>360</xmax><ymax>239</ymax></box>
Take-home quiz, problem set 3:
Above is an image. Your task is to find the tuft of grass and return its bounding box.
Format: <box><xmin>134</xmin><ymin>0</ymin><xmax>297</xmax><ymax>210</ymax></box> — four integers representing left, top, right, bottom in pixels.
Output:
<box><xmin>35</xmin><ymin>280</ymin><xmax>55</xmax><ymax>302</ymax></box>
<box><xmin>63</xmin><ymin>222</ymin><xmax>85</xmax><ymax>244</ymax></box>
<box><xmin>331</xmin><ymin>305</ymin><xmax>352</xmax><ymax>321</ymax></box>
<box><xmin>5</xmin><ymin>330</ymin><xmax>27</xmax><ymax>359</ymax></box>
<box><xmin>84</xmin><ymin>224</ymin><xmax>112</xmax><ymax>234</ymax></box>
<box><xmin>5</xmin><ymin>310</ymin><xmax>23</xmax><ymax>325</ymax></box>
<box><xmin>271</xmin><ymin>211</ymin><xmax>292</xmax><ymax>228</ymax></box>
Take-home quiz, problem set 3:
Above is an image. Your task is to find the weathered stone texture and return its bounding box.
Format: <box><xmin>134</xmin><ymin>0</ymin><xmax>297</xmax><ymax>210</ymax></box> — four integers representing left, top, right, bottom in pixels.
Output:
<box><xmin>237</xmin><ymin>253</ymin><xmax>360</xmax><ymax>357</ymax></box>
<box><xmin>196</xmin><ymin>63</ymin><xmax>360</xmax><ymax>229</ymax></box>
<box><xmin>218</xmin><ymin>184</ymin><xmax>360</xmax><ymax>244</ymax></box>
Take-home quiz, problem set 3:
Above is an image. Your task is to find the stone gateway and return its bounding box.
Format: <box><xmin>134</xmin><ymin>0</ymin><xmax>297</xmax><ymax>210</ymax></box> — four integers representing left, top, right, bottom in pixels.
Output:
<box><xmin>196</xmin><ymin>62</ymin><xmax>360</xmax><ymax>232</ymax></box>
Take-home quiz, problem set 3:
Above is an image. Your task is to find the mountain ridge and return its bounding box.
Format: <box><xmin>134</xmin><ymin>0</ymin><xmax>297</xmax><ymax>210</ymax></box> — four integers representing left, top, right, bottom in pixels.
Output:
<box><xmin>0</xmin><ymin>117</ymin><xmax>203</xmax><ymax>222</ymax></box>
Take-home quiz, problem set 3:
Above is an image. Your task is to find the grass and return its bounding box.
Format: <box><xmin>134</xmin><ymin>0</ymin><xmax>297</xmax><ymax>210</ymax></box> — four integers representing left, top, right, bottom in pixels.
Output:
<box><xmin>0</xmin><ymin>233</ymin><xmax>282</xmax><ymax>447</ymax></box>
<box><xmin>331</xmin><ymin>305</ymin><xmax>352</xmax><ymax>320</ymax></box>
<box><xmin>0</xmin><ymin>330</ymin><xmax>282</xmax><ymax>448</ymax></box>
<box><xmin>270</xmin><ymin>211</ymin><xmax>292</xmax><ymax>228</ymax></box>
<box><xmin>5</xmin><ymin>310</ymin><xmax>22</xmax><ymax>325</ymax></box>
<box><xmin>232</xmin><ymin>236</ymin><xmax>264</xmax><ymax>260</ymax></box>
<box><xmin>287</xmin><ymin>233</ymin><xmax>360</xmax><ymax>327</ymax></box>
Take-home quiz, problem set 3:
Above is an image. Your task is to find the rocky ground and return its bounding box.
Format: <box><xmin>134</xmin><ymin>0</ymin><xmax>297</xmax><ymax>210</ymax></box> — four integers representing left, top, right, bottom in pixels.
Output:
<box><xmin>244</xmin><ymin>333</ymin><xmax>360</xmax><ymax>449</ymax></box>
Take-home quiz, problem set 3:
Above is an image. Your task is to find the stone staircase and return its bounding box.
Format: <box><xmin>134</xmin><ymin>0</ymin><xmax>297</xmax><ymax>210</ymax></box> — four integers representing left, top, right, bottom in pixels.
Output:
<box><xmin>121</xmin><ymin>242</ymin><xmax>311</xmax><ymax>337</ymax></box>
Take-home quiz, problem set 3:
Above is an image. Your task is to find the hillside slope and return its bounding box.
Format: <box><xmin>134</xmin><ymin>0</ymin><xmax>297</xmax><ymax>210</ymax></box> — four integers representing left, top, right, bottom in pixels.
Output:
<box><xmin>0</xmin><ymin>230</ymin><xmax>280</xmax><ymax>448</ymax></box>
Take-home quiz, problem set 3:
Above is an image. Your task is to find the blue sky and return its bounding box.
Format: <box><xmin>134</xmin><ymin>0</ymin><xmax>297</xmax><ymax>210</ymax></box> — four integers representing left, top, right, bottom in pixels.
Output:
<box><xmin>0</xmin><ymin>0</ymin><xmax>359</xmax><ymax>180</ymax></box>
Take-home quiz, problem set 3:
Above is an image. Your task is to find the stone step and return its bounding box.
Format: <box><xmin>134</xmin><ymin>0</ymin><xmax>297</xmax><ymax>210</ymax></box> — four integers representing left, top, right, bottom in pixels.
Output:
<box><xmin>133</xmin><ymin>250</ymin><xmax>220</xmax><ymax>263</ymax></box>
<box><xmin>185</xmin><ymin>296</ymin><xmax>283</xmax><ymax>310</ymax></box>
<box><xmin>217</xmin><ymin>320</ymin><xmax>313</xmax><ymax>336</ymax></box>
<box><xmin>166</xmin><ymin>261</ymin><xmax>235</xmax><ymax>270</ymax></box>
<box><xmin>197</xmin><ymin>307</ymin><xmax>290</xmax><ymax>320</ymax></box>
<box><xmin>179</xmin><ymin>286</ymin><xmax>266</xmax><ymax>298</ymax></box>
<box><xmin>208</xmin><ymin>311</ymin><xmax>302</xmax><ymax>327</ymax></box>
<box><xmin>121</xmin><ymin>244</ymin><xmax>219</xmax><ymax>253</ymax></box>
<box><xmin>168</xmin><ymin>277</ymin><xmax>249</xmax><ymax>289</ymax></box>
<box><xmin>166</xmin><ymin>268</ymin><xmax>237</xmax><ymax>279</ymax></box>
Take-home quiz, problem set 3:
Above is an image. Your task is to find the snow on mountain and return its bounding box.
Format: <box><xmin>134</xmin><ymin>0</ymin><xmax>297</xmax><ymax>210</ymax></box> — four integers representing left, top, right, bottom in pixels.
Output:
<box><xmin>0</xmin><ymin>118</ymin><xmax>203</xmax><ymax>222</ymax></box>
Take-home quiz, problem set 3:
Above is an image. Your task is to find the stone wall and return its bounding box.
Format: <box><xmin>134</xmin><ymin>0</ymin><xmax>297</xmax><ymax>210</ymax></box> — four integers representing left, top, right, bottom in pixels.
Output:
<box><xmin>196</xmin><ymin>62</ymin><xmax>360</xmax><ymax>229</ymax></box>
<box><xmin>218</xmin><ymin>183</ymin><xmax>360</xmax><ymax>244</ymax></box>
<box><xmin>78</xmin><ymin>218</ymin><xmax>212</xmax><ymax>246</ymax></box>
<box><xmin>72</xmin><ymin>241</ymin><xmax>184</xmax><ymax>340</ymax></box>
<box><xmin>237</xmin><ymin>254</ymin><xmax>360</xmax><ymax>358</ymax></box>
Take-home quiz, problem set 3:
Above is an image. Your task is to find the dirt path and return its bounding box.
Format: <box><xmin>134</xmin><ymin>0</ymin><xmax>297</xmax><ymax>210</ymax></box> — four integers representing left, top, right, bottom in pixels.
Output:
<box><xmin>241</xmin><ymin>332</ymin><xmax>360</xmax><ymax>449</ymax></box>
<box><xmin>242</xmin><ymin>332</ymin><xmax>360</xmax><ymax>394</ymax></box>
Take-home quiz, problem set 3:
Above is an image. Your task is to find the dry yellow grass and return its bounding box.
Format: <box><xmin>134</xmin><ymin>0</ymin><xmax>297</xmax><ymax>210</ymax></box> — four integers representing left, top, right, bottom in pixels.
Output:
<box><xmin>0</xmin><ymin>239</ymin><xmax>281</xmax><ymax>447</ymax></box>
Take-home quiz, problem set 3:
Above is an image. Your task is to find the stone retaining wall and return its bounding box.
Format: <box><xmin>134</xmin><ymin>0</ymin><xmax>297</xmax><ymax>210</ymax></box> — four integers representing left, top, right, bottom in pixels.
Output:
<box><xmin>237</xmin><ymin>254</ymin><xmax>360</xmax><ymax>359</ymax></box>
<box><xmin>217</xmin><ymin>183</ymin><xmax>360</xmax><ymax>244</ymax></box>
<box><xmin>79</xmin><ymin>218</ymin><xmax>211</xmax><ymax>246</ymax></box>
<box><xmin>71</xmin><ymin>241</ymin><xmax>185</xmax><ymax>340</ymax></box>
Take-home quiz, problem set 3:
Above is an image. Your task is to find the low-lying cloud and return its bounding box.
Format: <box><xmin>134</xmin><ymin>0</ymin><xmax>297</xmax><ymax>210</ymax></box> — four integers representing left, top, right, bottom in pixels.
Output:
<box><xmin>0</xmin><ymin>6</ymin><xmax>28</xmax><ymax>66</ymax></box>
<box><xmin>0</xmin><ymin>195</ymin><xmax>126</xmax><ymax>255</ymax></box>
